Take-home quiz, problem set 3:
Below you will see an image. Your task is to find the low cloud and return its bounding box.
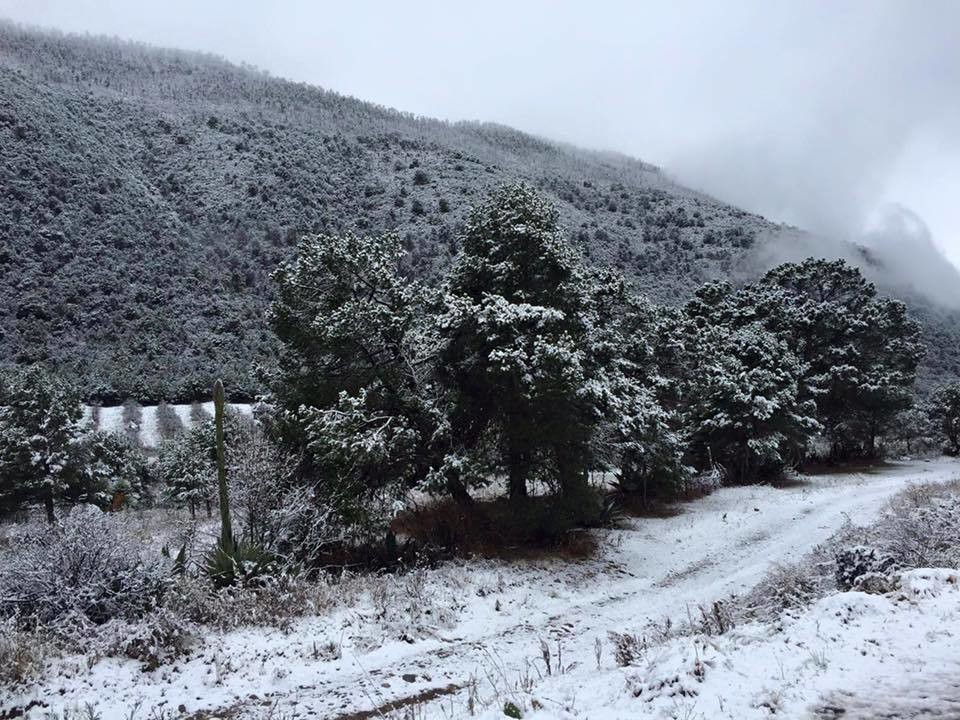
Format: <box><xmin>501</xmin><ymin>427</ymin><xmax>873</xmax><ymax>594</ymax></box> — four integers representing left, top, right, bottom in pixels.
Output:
<box><xmin>2</xmin><ymin>1</ymin><xmax>958</xmax><ymax>300</ymax></box>
<box><xmin>745</xmin><ymin>205</ymin><xmax>960</xmax><ymax>309</ymax></box>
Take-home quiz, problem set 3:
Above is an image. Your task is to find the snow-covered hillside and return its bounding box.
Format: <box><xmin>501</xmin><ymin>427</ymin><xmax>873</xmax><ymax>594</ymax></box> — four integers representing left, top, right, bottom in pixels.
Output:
<box><xmin>6</xmin><ymin>458</ymin><xmax>959</xmax><ymax>719</ymax></box>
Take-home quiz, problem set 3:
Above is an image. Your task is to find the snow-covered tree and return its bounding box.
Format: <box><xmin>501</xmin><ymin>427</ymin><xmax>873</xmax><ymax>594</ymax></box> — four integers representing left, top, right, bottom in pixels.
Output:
<box><xmin>0</xmin><ymin>366</ymin><xmax>88</xmax><ymax>522</ymax></box>
<box><xmin>155</xmin><ymin>423</ymin><xmax>216</xmax><ymax>517</ymax></box>
<box><xmin>267</xmin><ymin>231</ymin><xmax>444</xmax><ymax>515</ymax></box>
<box><xmin>227</xmin><ymin>422</ymin><xmax>298</xmax><ymax>547</ymax></box>
<box><xmin>76</xmin><ymin>431</ymin><xmax>149</xmax><ymax>507</ymax></box>
<box><xmin>846</xmin><ymin>297</ymin><xmax>927</xmax><ymax>456</ymax></box>
<box><xmin>758</xmin><ymin>259</ymin><xmax>924</xmax><ymax>459</ymax></box>
<box><xmin>682</xmin><ymin>323</ymin><xmax>819</xmax><ymax>482</ymax></box>
<box><xmin>599</xmin><ymin>294</ymin><xmax>689</xmax><ymax>503</ymax></box>
<box><xmin>269</xmin><ymin>231</ymin><xmax>428</xmax><ymax>413</ymax></box>
<box><xmin>887</xmin><ymin>406</ymin><xmax>934</xmax><ymax>456</ymax></box>
<box><xmin>610</xmin><ymin>381</ymin><xmax>688</xmax><ymax>503</ymax></box>
<box><xmin>929</xmin><ymin>382</ymin><xmax>960</xmax><ymax>455</ymax></box>
<box><xmin>436</xmin><ymin>184</ymin><xmax>605</xmax><ymax>501</ymax></box>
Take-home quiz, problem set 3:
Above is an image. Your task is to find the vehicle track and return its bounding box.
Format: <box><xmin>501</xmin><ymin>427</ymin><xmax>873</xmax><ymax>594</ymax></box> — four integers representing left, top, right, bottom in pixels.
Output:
<box><xmin>225</xmin><ymin>462</ymin><xmax>959</xmax><ymax>719</ymax></box>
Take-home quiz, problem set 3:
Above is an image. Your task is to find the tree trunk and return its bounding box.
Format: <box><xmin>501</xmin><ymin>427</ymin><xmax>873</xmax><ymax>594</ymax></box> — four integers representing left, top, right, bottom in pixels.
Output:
<box><xmin>507</xmin><ymin>445</ymin><xmax>528</xmax><ymax>500</ymax></box>
<box><xmin>506</xmin><ymin>423</ymin><xmax>529</xmax><ymax>500</ymax></box>
<box><xmin>508</xmin><ymin>467</ymin><xmax>528</xmax><ymax>499</ymax></box>
<box><xmin>446</xmin><ymin>474</ymin><xmax>474</xmax><ymax>508</ymax></box>
<box><xmin>44</xmin><ymin>488</ymin><xmax>55</xmax><ymax>524</ymax></box>
<box><xmin>555</xmin><ymin>443</ymin><xmax>588</xmax><ymax>498</ymax></box>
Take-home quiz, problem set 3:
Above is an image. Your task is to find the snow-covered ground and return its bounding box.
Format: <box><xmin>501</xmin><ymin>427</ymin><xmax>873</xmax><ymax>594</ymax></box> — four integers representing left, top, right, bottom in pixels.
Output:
<box><xmin>82</xmin><ymin>403</ymin><xmax>256</xmax><ymax>448</ymax></box>
<box><xmin>494</xmin><ymin>567</ymin><xmax>960</xmax><ymax>720</ymax></box>
<box><xmin>5</xmin><ymin>458</ymin><xmax>960</xmax><ymax>719</ymax></box>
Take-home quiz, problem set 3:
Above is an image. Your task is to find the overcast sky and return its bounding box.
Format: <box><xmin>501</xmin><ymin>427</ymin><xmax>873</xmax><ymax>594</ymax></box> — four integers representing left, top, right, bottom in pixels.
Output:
<box><xmin>3</xmin><ymin>0</ymin><xmax>959</xmax><ymax>268</ymax></box>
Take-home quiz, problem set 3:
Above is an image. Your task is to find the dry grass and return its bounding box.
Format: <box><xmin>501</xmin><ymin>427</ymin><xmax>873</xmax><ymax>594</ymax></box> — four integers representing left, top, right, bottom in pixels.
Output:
<box><xmin>0</xmin><ymin>617</ymin><xmax>47</xmax><ymax>685</ymax></box>
<box><xmin>392</xmin><ymin>496</ymin><xmax>599</xmax><ymax>561</ymax></box>
<box><xmin>163</xmin><ymin>573</ymin><xmax>335</xmax><ymax>632</ymax></box>
<box><xmin>801</xmin><ymin>459</ymin><xmax>892</xmax><ymax>476</ymax></box>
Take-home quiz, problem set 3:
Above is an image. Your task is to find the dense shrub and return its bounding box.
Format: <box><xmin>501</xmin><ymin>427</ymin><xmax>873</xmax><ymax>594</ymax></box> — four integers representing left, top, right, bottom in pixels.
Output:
<box><xmin>0</xmin><ymin>506</ymin><xmax>169</xmax><ymax>626</ymax></box>
<box><xmin>100</xmin><ymin>607</ymin><xmax>197</xmax><ymax>670</ymax></box>
<box><xmin>834</xmin><ymin>546</ymin><xmax>898</xmax><ymax>591</ymax></box>
<box><xmin>163</xmin><ymin>573</ymin><xmax>333</xmax><ymax>631</ymax></box>
<box><xmin>875</xmin><ymin>485</ymin><xmax>960</xmax><ymax>568</ymax></box>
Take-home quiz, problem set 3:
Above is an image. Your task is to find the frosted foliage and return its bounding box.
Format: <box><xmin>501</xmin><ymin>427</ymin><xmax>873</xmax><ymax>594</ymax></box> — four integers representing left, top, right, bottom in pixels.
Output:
<box><xmin>684</xmin><ymin>323</ymin><xmax>819</xmax><ymax>481</ymax></box>
<box><xmin>228</xmin><ymin>426</ymin><xmax>343</xmax><ymax>563</ymax></box>
<box><xmin>0</xmin><ymin>505</ymin><xmax>168</xmax><ymax>626</ymax></box>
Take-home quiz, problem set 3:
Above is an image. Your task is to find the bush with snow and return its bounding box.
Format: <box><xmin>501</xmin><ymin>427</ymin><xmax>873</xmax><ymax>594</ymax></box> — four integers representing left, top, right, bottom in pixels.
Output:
<box><xmin>739</xmin><ymin>560</ymin><xmax>823</xmax><ymax>620</ymax></box>
<box><xmin>608</xmin><ymin>631</ymin><xmax>647</xmax><ymax>667</ymax></box>
<box><xmin>0</xmin><ymin>505</ymin><xmax>169</xmax><ymax>627</ymax></box>
<box><xmin>99</xmin><ymin>606</ymin><xmax>197</xmax><ymax>670</ymax></box>
<box><xmin>879</xmin><ymin>491</ymin><xmax>960</xmax><ymax>569</ymax></box>
<box><xmin>163</xmin><ymin>572</ymin><xmax>333</xmax><ymax>631</ymax></box>
<box><xmin>834</xmin><ymin>545</ymin><xmax>898</xmax><ymax>591</ymax></box>
<box><xmin>363</xmin><ymin>566</ymin><xmax>465</xmax><ymax>646</ymax></box>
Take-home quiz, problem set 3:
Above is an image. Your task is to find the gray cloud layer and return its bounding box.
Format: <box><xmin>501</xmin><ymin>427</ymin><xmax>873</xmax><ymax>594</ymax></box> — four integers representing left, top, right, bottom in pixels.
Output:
<box><xmin>3</xmin><ymin>1</ymin><xmax>959</xmax><ymax>288</ymax></box>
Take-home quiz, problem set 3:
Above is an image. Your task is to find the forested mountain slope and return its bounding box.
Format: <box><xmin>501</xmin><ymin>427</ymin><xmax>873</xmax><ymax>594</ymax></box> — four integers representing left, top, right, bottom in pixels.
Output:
<box><xmin>1</xmin><ymin>21</ymin><xmax>956</xmax><ymax>400</ymax></box>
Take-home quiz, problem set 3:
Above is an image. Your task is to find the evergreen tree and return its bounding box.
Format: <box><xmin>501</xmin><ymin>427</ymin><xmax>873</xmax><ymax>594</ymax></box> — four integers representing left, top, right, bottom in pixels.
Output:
<box><xmin>758</xmin><ymin>259</ymin><xmax>925</xmax><ymax>459</ymax></box>
<box><xmin>889</xmin><ymin>406</ymin><xmax>934</xmax><ymax>456</ymax></box>
<box><xmin>267</xmin><ymin>231</ymin><xmax>444</xmax><ymax>517</ymax></box>
<box><xmin>437</xmin><ymin>183</ymin><xmax>605</xmax><ymax>501</ymax></box>
<box><xmin>156</xmin><ymin>424</ymin><xmax>215</xmax><ymax>518</ymax></box>
<box><xmin>682</xmin><ymin>323</ymin><xmax>819</xmax><ymax>482</ymax></box>
<box><xmin>74</xmin><ymin>431</ymin><xmax>149</xmax><ymax>507</ymax></box>
<box><xmin>0</xmin><ymin>366</ymin><xmax>88</xmax><ymax>521</ymax></box>
<box><xmin>607</xmin><ymin>295</ymin><xmax>689</xmax><ymax>503</ymax></box>
<box><xmin>929</xmin><ymin>382</ymin><xmax>960</xmax><ymax>455</ymax></box>
<box><xmin>269</xmin><ymin>232</ymin><xmax>426</xmax><ymax>414</ymax></box>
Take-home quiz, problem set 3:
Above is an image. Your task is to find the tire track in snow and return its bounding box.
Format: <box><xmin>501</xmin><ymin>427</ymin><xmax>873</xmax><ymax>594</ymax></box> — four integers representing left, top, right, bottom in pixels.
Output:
<box><xmin>223</xmin><ymin>462</ymin><xmax>960</xmax><ymax>719</ymax></box>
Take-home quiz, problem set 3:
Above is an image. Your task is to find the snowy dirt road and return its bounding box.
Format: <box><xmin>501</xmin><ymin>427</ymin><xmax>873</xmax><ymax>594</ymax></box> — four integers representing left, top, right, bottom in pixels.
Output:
<box><xmin>10</xmin><ymin>458</ymin><xmax>960</xmax><ymax>719</ymax></box>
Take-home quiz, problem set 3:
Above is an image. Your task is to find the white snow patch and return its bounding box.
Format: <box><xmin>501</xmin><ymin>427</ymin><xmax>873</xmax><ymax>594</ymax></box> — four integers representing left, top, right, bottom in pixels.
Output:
<box><xmin>80</xmin><ymin>403</ymin><xmax>256</xmax><ymax>448</ymax></box>
<box><xmin>139</xmin><ymin>405</ymin><xmax>159</xmax><ymax>448</ymax></box>
<box><xmin>96</xmin><ymin>405</ymin><xmax>125</xmax><ymax>435</ymax></box>
<box><xmin>172</xmin><ymin>403</ymin><xmax>194</xmax><ymax>429</ymax></box>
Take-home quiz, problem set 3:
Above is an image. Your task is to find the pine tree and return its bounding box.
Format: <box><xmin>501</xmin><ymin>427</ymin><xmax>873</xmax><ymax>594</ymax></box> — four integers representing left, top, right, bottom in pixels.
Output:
<box><xmin>758</xmin><ymin>259</ymin><xmax>925</xmax><ymax>459</ymax></box>
<box><xmin>929</xmin><ymin>382</ymin><xmax>960</xmax><ymax>455</ymax></box>
<box><xmin>267</xmin><ymin>231</ymin><xmax>443</xmax><ymax>517</ymax></box>
<box><xmin>78</xmin><ymin>431</ymin><xmax>149</xmax><ymax>506</ymax></box>
<box><xmin>436</xmin><ymin>183</ymin><xmax>603</xmax><ymax>501</ymax></box>
<box><xmin>0</xmin><ymin>366</ymin><xmax>88</xmax><ymax>521</ymax></box>
<box><xmin>682</xmin><ymin>323</ymin><xmax>819</xmax><ymax>482</ymax></box>
<box><xmin>608</xmin><ymin>296</ymin><xmax>689</xmax><ymax>503</ymax></box>
<box><xmin>156</xmin><ymin>423</ymin><xmax>216</xmax><ymax>518</ymax></box>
